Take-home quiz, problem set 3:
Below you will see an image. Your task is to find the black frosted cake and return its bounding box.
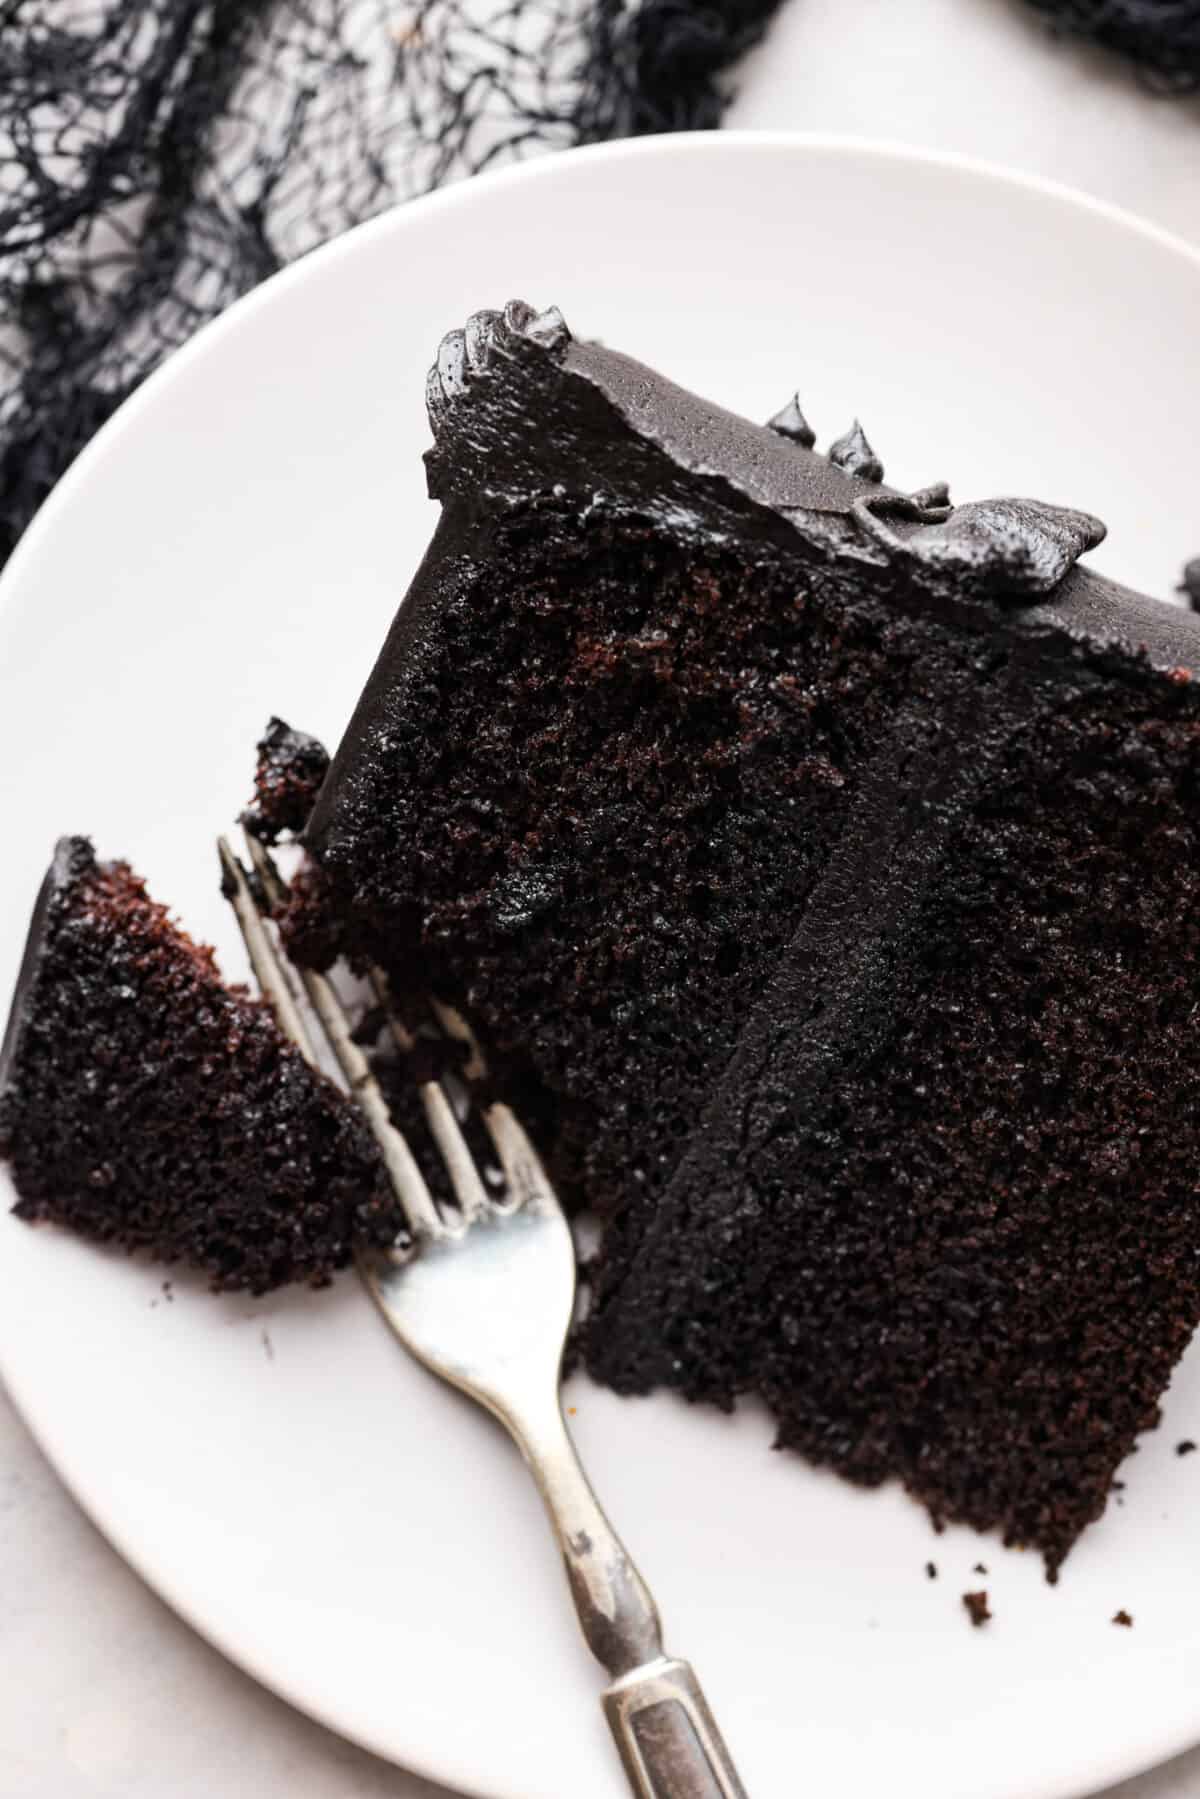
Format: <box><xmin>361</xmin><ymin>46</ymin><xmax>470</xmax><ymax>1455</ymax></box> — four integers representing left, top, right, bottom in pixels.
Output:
<box><xmin>0</xmin><ymin>837</ymin><xmax>401</xmax><ymax>1291</ymax></box>
<box><xmin>298</xmin><ymin>302</ymin><xmax>1200</xmax><ymax>1574</ymax></box>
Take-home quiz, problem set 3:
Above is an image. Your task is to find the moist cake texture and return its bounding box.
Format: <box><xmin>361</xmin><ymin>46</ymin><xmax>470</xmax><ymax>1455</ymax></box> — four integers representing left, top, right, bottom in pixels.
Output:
<box><xmin>0</xmin><ymin>837</ymin><xmax>401</xmax><ymax>1291</ymax></box>
<box><xmin>302</xmin><ymin>301</ymin><xmax>1200</xmax><ymax>1574</ymax></box>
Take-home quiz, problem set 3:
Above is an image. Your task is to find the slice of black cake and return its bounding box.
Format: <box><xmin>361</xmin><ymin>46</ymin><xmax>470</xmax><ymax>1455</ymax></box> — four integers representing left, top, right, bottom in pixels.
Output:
<box><xmin>0</xmin><ymin>837</ymin><xmax>402</xmax><ymax>1291</ymax></box>
<box><xmin>300</xmin><ymin>302</ymin><xmax>1200</xmax><ymax>1574</ymax></box>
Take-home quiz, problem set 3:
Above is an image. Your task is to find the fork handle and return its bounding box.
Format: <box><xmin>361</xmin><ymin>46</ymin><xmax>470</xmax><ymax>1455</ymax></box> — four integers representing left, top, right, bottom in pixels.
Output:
<box><xmin>603</xmin><ymin>1656</ymin><xmax>749</xmax><ymax>1799</ymax></box>
<box><xmin>518</xmin><ymin>1399</ymin><xmax>749</xmax><ymax>1797</ymax></box>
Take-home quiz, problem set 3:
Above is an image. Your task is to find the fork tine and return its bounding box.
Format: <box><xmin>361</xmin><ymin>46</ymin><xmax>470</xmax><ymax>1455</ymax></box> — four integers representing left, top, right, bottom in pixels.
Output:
<box><xmin>367</xmin><ymin>968</ymin><xmax>492</xmax><ymax>1228</ymax></box>
<box><xmin>483</xmin><ymin>1102</ymin><xmax>559</xmax><ymax>1218</ymax></box>
<box><xmin>244</xmin><ymin>829</ymin><xmax>490</xmax><ymax>1230</ymax></box>
<box><xmin>428</xmin><ymin>996</ymin><xmax>489</xmax><ymax>1083</ymax></box>
<box><xmin>220</xmin><ymin>835</ymin><xmax>444</xmax><ymax>1244</ymax></box>
<box><xmin>217</xmin><ymin>837</ymin><xmax>318</xmax><ymax>1066</ymax></box>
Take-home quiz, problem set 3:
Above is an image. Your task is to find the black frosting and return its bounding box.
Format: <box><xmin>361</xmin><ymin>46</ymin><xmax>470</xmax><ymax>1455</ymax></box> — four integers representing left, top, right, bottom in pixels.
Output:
<box><xmin>1181</xmin><ymin>557</ymin><xmax>1200</xmax><ymax>611</ymax></box>
<box><xmin>827</xmin><ymin>419</ymin><xmax>884</xmax><ymax>484</ymax></box>
<box><xmin>765</xmin><ymin>394</ymin><xmax>816</xmax><ymax>449</ymax></box>
<box><xmin>417</xmin><ymin>300</ymin><xmax>1188</xmax><ymax>630</ymax></box>
<box><xmin>0</xmin><ymin>836</ymin><xmax>84</xmax><ymax>1105</ymax></box>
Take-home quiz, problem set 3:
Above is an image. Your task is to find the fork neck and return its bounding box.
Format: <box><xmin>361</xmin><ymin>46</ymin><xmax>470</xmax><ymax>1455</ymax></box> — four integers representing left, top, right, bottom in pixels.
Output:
<box><xmin>517</xmin><ymin>1396</ymin><xmax>664</xmax><ymax>1679</ymax></box>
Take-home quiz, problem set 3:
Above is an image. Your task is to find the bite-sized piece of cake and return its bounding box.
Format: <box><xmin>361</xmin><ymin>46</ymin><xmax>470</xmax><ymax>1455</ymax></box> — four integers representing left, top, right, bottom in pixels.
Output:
<box><xmin>242</xmin><ymin>715</ymin><xmax>331</xmax><ymax>843</ymax></box>
<box><xmin>302</xmin><ymin>300</ymin><xmax>1200</xmax><ymax>1575</ymax></box>
<box><xmin>0</xmin><ymin>837</ymin><xmax>403</xmax><ymax>1291</ymax></box>
<box><xmin>238</xmin><ymin>716</ymin><xmax>349</xmax><ymax>970</ymax></box>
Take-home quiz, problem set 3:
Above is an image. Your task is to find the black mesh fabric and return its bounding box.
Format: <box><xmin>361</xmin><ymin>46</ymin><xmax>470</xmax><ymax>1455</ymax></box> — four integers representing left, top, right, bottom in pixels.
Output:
<box><xmin>1020</xmin><ymin>2</ymin><xmax>1200</xmax><ymax>93</ymax></box>
<box><xmin>0</xmin><ymin>0</ymin><xmax>783</xmax><ymax>567</ymax></box>
<box><xmin>0</xmin><ymin>0</ymin><xmax>1196</xmax><ymax>571</ymax></box>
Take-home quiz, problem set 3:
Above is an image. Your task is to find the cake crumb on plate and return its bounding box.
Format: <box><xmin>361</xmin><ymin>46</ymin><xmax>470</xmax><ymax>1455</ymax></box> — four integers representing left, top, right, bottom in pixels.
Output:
<box><xmin>963</xmin><ymin>1591</ymin><xmax>991</xmax><ymax>1629</ymax></box>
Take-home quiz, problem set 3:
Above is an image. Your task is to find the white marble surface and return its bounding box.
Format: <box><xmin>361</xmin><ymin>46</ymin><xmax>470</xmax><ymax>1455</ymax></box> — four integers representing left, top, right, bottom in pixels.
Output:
<box><xmin>4</xmin><ymin>3</ymin><xmax>1200</xmax><ymax>1796</ymax></box>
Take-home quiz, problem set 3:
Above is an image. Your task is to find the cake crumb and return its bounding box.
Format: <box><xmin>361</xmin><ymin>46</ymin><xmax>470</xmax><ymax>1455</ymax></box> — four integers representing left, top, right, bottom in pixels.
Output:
<box><xmin>1112</xmin><ymin>1609</ymin><xmax>1133</xmax><ymax>1628</ymax></box>
<box><xmin>162</xmin><ymin>1280</ymin><xmax>173</xmax><ymax>1303</ymax></box>
<box><xmin>925</xmin><ymin>1561</ymin><xmax>938</xmax><ymax>1580</ymax></box>
<box><xmin>963</xmin><ymin>1591</ymin><xmax>991</xmax><ymax>1629</ymax></box>
<box><xmin>242</xmin><ymin>717</ymin><xmax>330</xmax><ymax>843</ymax></box>
<box><xmin>261</xmin><ymin>1328</ymin><xmax>275</xmax><ymax>1362</ymax></box>
<box><xmin>1176</xmin><ymin>1440</ymin><xmax>1196</xmax><ymax>1456</ymax></box>
<box><xmin>972</xmin><ymin>1562</ymin><xmax>988</xmax><ymax>1575</ymax></box>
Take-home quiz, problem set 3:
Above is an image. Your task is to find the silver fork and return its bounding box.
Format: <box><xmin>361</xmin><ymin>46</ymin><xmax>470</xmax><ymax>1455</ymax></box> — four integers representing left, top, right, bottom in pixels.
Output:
<box><xmin>218</xmin><ymin>829</ymin><xmax>749</xmax><ymax>1799</ymax></box>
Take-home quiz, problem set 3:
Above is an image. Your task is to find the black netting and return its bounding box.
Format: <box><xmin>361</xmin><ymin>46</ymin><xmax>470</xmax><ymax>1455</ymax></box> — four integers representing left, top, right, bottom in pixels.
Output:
<box><xmin>0</xmin><ymin>0</ymin><xmax>783</xmax><ymax>566</ymax></box>
<box><xmin>1021</xmin><ymin>2</ymin><xmax>1200</xmax><ymax>93</ymax></box>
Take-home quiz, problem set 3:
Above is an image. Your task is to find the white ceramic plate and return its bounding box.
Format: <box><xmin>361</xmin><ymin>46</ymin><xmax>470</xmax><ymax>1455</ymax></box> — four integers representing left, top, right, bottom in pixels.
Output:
<box><xmin>2</xmin><ymin>135</ymin><xmax>1200</xmax><ymax>1799</ymax></box>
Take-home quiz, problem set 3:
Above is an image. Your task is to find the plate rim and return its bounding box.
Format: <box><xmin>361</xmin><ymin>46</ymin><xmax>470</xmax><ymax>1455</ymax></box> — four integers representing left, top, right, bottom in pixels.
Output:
<box><xmin>3</xmin><ymin>130</ymin><xmax>1200</xmax><ymax>1799</ymax></box>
